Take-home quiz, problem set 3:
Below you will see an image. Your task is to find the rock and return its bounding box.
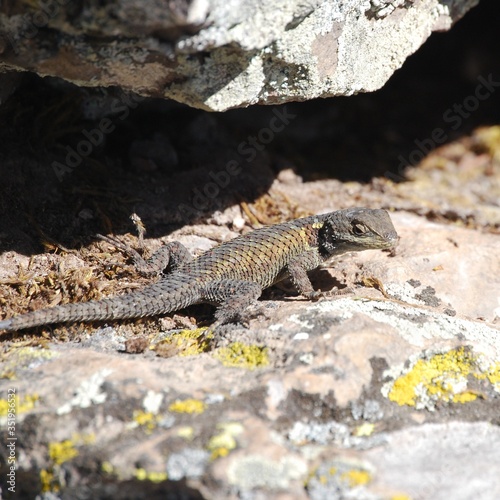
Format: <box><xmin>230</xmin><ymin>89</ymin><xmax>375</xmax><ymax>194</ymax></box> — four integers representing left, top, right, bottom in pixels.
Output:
<box><xmin>0</xmin><ymin>0</ymin><xmax>479</xmax><ymax>111</ymax></box>
<box><xmin>1</xmin><ymin>210</ymin><xmax>499</xmax><ymax>498</ymax></box>
<box><xmin>365</xmin><ymin>422</ymin><xmax>500</xmax><ymax>499</ymax></box>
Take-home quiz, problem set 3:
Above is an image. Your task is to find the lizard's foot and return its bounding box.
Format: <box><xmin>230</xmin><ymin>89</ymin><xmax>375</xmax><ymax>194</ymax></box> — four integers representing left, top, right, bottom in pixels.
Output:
<box><xmin>303</xmin><ymin>290</ymin><xmax>325</xmax><ymax>301</ymax></box>
<box><xmin>237</xmin><ymin>302</ymin><xmax>272</xmax><ymax>327</ymax></box>
<box><xmin>97</xmin><ymin>235</ymin><xmax>192</xmax><ymax>277</ymax></box>
<box><xmin>207</xmin><ymin>301</ymin><xmax>267</xmax><ymax>337</ymax></box>
<box><xmin>203</xmin><ymin>279</ymin><xmax>263</xmax><ymax>331</ymax></box>
<box><xmin>303</xmin><ymin>286</ymin><xmax>354</xmax><ymax>301</ymax></box>
<box><xmin>97</xmin><ymin>234</ymin><xmax>152</xmax><ymax>275</ymax></box>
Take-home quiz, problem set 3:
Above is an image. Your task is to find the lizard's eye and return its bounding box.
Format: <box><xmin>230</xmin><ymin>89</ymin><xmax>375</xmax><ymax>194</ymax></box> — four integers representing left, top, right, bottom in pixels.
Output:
<box><xmin>352</xmin><ymin>223</ymin><xmax>367</xmax><ymax>236</ymax></box>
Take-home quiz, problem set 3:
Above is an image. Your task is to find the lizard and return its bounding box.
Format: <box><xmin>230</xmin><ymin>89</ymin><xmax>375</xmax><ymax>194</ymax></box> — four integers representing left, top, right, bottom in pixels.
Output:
<box><xmin>0</xmin><ymin>208</ymin><xmax>398</xmax><ymax>333</ymax></box>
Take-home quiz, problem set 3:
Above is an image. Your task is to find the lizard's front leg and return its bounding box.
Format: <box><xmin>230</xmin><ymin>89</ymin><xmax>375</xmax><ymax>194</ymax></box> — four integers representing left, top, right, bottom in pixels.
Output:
<box><xmin>286</xmin><ymin>253</ymin><xmax>353</xmax><ymax>300</ymax></box>
<box><xmin>285</xmin><ymin>253</ymin><xmax>324</xmax><ymax>300</ymax></box>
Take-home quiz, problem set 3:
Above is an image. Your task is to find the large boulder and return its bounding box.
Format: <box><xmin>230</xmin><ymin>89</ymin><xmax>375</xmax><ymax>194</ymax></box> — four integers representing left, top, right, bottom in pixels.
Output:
<box><xmin>0</xmin><ymin>0</ymin><xmax>479</xmax><ymax>110</ymax></box>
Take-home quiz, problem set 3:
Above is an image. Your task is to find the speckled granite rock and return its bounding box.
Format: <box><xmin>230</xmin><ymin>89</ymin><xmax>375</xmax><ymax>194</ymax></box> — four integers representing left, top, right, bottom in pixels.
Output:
<box><xmin>1</xmin><ymin>211</ymin><xmax>499</xmax><ymax>499</ymax></box>
<box><xmin>0</xmin><ymin>0</ymin><xmax>479</xmax><ymax>110</ymax></box>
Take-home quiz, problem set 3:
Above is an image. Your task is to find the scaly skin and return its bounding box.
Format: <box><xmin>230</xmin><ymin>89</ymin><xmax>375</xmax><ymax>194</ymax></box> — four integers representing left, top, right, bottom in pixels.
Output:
<box><xmin>0</xmin><ymin>208</ymin><xmax>398</xmax><ymax>332</ymax></box>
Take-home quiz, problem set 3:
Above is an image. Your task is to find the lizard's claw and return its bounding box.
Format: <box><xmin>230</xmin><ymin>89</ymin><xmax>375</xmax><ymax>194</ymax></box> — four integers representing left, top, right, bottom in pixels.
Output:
<box><xmin>322</xmin><ymin>286</ymin><xmax>355</xmax><ymax>298</ymax></box>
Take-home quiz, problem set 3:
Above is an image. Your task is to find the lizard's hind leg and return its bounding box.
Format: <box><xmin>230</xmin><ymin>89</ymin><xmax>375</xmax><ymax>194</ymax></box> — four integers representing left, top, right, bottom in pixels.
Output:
<box><xmin>203</xmin><ymin>279</ymin><xmax>263</xmax><ymax>330</ymax></box>
<box><xmin>97</xmin><ymin>235</ymin><xmax>192</xmax><ymax>277</ymax></box>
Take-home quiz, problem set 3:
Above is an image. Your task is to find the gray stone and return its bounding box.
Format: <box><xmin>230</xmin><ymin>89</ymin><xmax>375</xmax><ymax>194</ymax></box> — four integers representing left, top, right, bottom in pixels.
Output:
<box><xmin>0</xmin><ymin>0</ymin><xmax>479</xmax><ymax>110</ymax></box>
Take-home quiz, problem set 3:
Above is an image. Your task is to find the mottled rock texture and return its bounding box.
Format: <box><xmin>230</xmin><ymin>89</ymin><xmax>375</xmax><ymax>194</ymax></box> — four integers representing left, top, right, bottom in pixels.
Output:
<box><xmin>0</xmin><ymin>0</ymin><xmax>479</xmax><ymax>110</ymax></box>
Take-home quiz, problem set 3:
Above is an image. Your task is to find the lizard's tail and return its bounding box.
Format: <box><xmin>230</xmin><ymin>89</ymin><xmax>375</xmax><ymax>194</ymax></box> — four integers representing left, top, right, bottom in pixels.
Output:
<box><xmin>0</xmin><ymin>280</ymin><xmax>202</xmax><ymax>332</ymax></box>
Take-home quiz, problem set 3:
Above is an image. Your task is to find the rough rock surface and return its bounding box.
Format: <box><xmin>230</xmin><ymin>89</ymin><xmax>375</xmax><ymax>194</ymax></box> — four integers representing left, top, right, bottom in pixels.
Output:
<box><xmin>1</xmin><ymin>210</ymin><xmax>499</xmax><ymax>499</ymax></box>
<box><xmin>0</xmin><ymin>0</ymin><xmax>479</xmax><ymax>110</ymax></box>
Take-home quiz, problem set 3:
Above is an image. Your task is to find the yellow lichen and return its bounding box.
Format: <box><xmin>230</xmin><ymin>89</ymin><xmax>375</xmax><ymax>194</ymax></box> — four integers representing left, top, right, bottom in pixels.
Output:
<box><xmin>40</xmin><ymin>469</ymin><xmax>59</xmax><ymax>493</ymax></box>
<box><xmin>306</xmin><ymin>463</ymin><xmax>372</xmax><ymax>491</ymax></box>
<box><xmin>484</xmin><ymin>362</ymin><xmax>500</xmax><ymax>389</ymax></box>
<box><xmin>340</xmin><ymin>469</ymin><xmax>372</xmax><ymax>487</ymax></box>
<box><xmin>134</xmin><ymin>468</ymin><xmax>168</xmax><ymax>482</ymax></box>
<box><xmin>47</xmin><ymin>433</ymin><xmax>95</xmax><ymax>466</ymax></box>
<box><xmin>207</xmin><ymin>422</ymin><xmax>243</xmax><ymax>460</ymax></box>
<box><xmin>388</xmin><ymin>347</ymin><xmax>500</xmax><ymax>409</ymax></box>
<box><xmin>177</xmin><ymin>426</ymin><xmax>195</xmax><ymax>440</ymax></box>
<box><xmin>390</xmin><ymin>495</ymin><xmax>413</xmax><ymax>500</ymax></box>
<box><xmin>0</xmin><ymin>393</ymin><xmax>39</xmax><ymax>417</ymax></box>
<box><xmin>168</xmin><ymin>398</ymin><xmax>206</xmax><ymax>414</ymax></box>
<box><xmin>1</xmin><ymin>346</ymin><xmax>58</xmax><ymax>378</ymax></box>
<box><xmin>41</xmin><ymin>435</ymin><xmax>94</xmax><ymax>493</ymax></box>
<box><xmin>49</xmin><ymin>440</ymin><xmax>79</xmax><ymax>465</ymax></box>
<box><xmin>353</xmin><ymin>423</ymin><xmax>375</xmax><ymax>437</ymax></box>
<box><xmin>153</xmin><ymin>328</ymin><xmax>213</xmax><ymax>357</ymax></box>
<box><xmin>133</xmin><ymin>410</ymin><xmax>158</xmax><ymax>433</ymax></box>
<box><xmin>101</xmin><ymin>461</ymin><xmax>114</xmax><ymax>474</ymax></box>
<box><xmin>452</xmin><ymin>391</ymin><xmax>478</xmax><ymax>403</ymax></box>
<box><xmin>215</xmin><ymin>342</ymin><xmax>269</xmax><ymax>369</ymax></box>
<box><xmin>13</xmin><ymin>346</ymin><xmax>56</xmax><ymax>361</ymax></box>
<box><xmin>0</xmin><ymin>370</ymin><xmax>16</xmax><ymax>380</ymax></box>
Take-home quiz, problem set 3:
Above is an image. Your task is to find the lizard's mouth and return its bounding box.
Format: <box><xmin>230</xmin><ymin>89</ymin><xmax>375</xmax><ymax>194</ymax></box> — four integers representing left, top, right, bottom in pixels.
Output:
<box><xmin>383</xmin><ymin>232</ymin><xmax>400</xmax><ymax>248</ymax></box>
<box><xmin>358</xmin><ymin>229</ymin><xmax>399</xmax><ymax>249</ymax></box>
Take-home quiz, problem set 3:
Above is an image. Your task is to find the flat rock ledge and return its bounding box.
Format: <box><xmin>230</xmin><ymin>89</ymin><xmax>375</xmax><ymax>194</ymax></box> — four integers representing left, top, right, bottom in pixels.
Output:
<box><xmin>0</xmin><ymin>0</ymin><xmax>479</xmax><ymax>110</ymax></box>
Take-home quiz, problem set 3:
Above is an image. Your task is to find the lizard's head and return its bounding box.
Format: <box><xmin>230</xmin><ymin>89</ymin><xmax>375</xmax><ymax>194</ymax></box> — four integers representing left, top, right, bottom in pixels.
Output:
<box><xmin>318</xmin><ymin>208</ymin><xmax>399</xmax><ymax>258</ymax></box>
